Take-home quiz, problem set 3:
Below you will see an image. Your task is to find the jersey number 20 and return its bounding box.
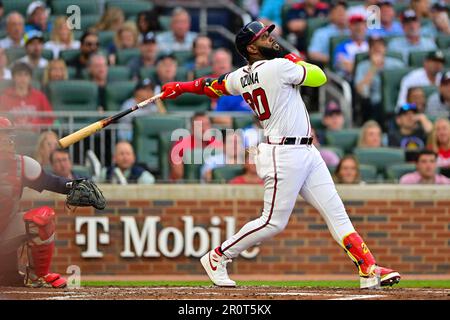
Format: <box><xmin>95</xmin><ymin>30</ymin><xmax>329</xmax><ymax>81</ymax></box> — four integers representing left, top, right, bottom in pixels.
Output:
<box><xmin>242</xmin><ymin>88</ymin><xmax>271</xmax><ymax>121</ymax></box>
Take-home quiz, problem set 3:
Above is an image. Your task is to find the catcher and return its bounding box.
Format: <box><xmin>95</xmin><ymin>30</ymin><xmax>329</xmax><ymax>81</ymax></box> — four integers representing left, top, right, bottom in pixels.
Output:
<box><xmin>0</xmin><ymin>117</ymin><xmax>105</xmax><ymax>288</ymax></box>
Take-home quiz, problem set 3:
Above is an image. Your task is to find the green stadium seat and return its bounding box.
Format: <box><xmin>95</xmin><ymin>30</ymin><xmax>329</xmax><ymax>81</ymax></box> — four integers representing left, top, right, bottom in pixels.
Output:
<box><xmin>172</xmin><ymin>51</ymin><xmax>194</xmax><ymax>66</ymax></box>
<box><xmin>5</xmin><ymin>47</ymin><xmax>25</xmax><ymax>63</ymax></box>
<box><xmin>139</xmin><ymin>66</ymin><xmax>156</xmax><ymax>81</ymax></box>
<box><xmin>354</xmin><ymin>147</ymin><xmax>405</xmax><ymax>177</ymax></box>
<box><xmin>421</xmin><ymin>85</ymin><xmax>438</xmax><ymax>99</ymax></box>
<box><xmin>381</xmin><ymin>67</ymin><xmax>414</xmax><ymax>115</ymax></box>
<box><xmin>175</xmin><ymin>67</ymin><xmax>188</xmax><ymax>81</ymax></box>
<box><xmin>386</xmin><ymin>163</ymin><xmax>416</xmax><ymax>182</ymax></box>
<box><xmin>67</xmin><ymin>66</ymin><xmax>78</xmax><ymax>79</ymax></box>
<box><xmin>133</xmin><ymin>115</ymin><xmax>186</xmax><ymax>175</ymax></box>
<box><xmin>309</xmin><ymin>112</ymin><xmax>324</xmax><ymax>131</ymax></box>
<box><xmin>408</xmin><ymin>50</ymin><xmax>434</xmax><ymax>68</ymax></box>
<box><xmin>306</xmin><ymin>17</ymin><xmax>329</xmax><ymax>47</ymax></box>
<box><xmin>212</xmin><ymin>165</ymin><xmax>244</xmax><ymax>183</ymax></box>
<box><xmin>32</xmin><ymin>67</ymin><xmax>45</xmax><ymax>82</ymax></box>
<box><xmin>158</xmin><ymin>15</ymin><xmax>171</xmax><ymax>31</ymax></box>
<box><xmin>164</xmin><ymin>93</ymin><xmax>211</xmax><ymax>112</ymax></box>
<box><xmin>194</xmin><ymin>67</ymin><xmax>213</xmax><ymax>78</ymax></box>
<box><xmin>107</xmin><ymin>66</ymin><xmax>131</xmax><ymax>82</ymax></box>
<box><xmin>48</xmin><ymin>80</ymin><xmax>98</xmax><ymax>111</ymax></box>
<box><xmin>233</xmin><ymin>115</ymin><xmax>255</xmax><ymax>130</ymax></box>
<box><xmin>98</xmin><ymin>31</ymin><xmax>115</xmax><ymax>48</ymax></box>
<box><xmin>116</xmin><ymin>48</ymin><xmax>141</xmax><ymax>65</ymax></box>
<box><xmin>354</xmin><ymin>51</ymin><xmax>403</xmax><ymax>67</ymax></box>
<box><xmin>3</xmin><ymin>0</ymin><xmax>33</xmax><ymax>16</ymax></box>
<box><xmin>60</xmin><ymin>49</ymin><xmax>80</xmax><ymax>64</ymax></box>
<box><xmin>329</xmin><ymin>35</ymin><xmax>351</xmax><ymax>69</ymax></box>
<box><xmin>72</xmin><ymin>165</ymin><xmax>92</xmax><ymax>178</ymax></box>
<box><xmin>182</xmin><ymin>148</ymin><xmax>204</xmax><ymax>182</ymax></box>
<box><xmin>105</xmin><ymin>81</ymin><xmax>135</xmax><ymax>111</ymax></box>
<box><xmin>51</xmin><ymin>0</ymin><xmax>100</xmax><ymax>15</ymax></box>
<box><xmin>437</xmin><ymin>35</ymin><xmax>450</xmax><ymax>50</ymax></box>
<box><xmin>79</xmin><ymin>14</ymin><xmax>101</xmax><ymax>31</ymax></box>
<box><xmin>359</xmin><ymin>164</ymin><xmax>378</xmax><ymax>183</ymax></box>
<box><xmin>105</xmin><ymin>0</ymin><xmax>153</xmax><ymax>19</ymax></box>
<box><xmin>325</xmin><ymin>129</ymin><xmax>360</xmax><ymax>154</ymax></box>
<box><xmin>320</xmin><ymin>146</ymin><xmax>344</xmax><ymax>159</ymax></box>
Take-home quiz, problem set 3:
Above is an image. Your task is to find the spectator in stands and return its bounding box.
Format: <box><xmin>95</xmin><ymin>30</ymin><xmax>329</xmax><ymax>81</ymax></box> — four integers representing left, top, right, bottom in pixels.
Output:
<box><xmin>285</xmin><ymin>0</ymin><xmax>330</xmax><ymax>53</ymax></box>
<box><xmin>170</xmin><ymin>112</ymin><xmax>223</xmax><ymax>181</ymax></box>
<box><xmin>397</xmin><ymin>50</ymin><xmax>445</xmax><ymax>106</ymax></box>
<box><xmin>0</xmin><ymin>62</ymin><xmax>54</xmax><ymax>126</ymax></box>
<box><xmin>355</xmin><ymin>36</ymin><xmax>405</xmax><ymax>123</ymax></box>
<box><xmin>0</xmin><ymin>47</ymin><xmax>11</xmax><ymax>80</ymax></box>
<box><xmin>367</xmin><ymin>0</ymin><xmax>403</xmax><ymax>37</ymax></box>
<box><xmin>185</xmin><ymin>35</ymin><xmax>212</xmax><ymax>76</ymax></box>
<box><xmin>422</xmin><ymin>1</ymin><xmax>450</xmax><ymax>37</ymax></box>
<box><xmin>410</xmin><ymin>0</ymin><xmax>431</xmax><ymax>20</ymax></box>
<box><xmin>358</xmin><ymin>120</ymin><xmax>383</xmax><ymax>148</ymax></box>
<box><xmin>0</xmin><ymin>12</ymin><xmax>25</xmax><ymax>49</ymax></box>
<box><xmin>87</xmin><ymin>54</ymin><xmax>108</xmax><ymax>111</ymax></box>
<box><xmin>399</xmin><ymin>149</ymin><xmax>450</xmax><ymax>184</ymax></box>
<box><xmin>156</xmin><ymin>7</ymin><xmax>198</xmax><ymax>54</ymax></box>
<box><xmin>100</xmin><ymin>141</ymin><xmax>155</xmax><ymax>184</ymax></box>
<box><xmin>229</xmin><ymin>152</ymin><xmax>264</xmax><ymax>185</ymax></box>
<box><xmin>427</xmin><ymin>118</ymin><xmax>450</xmax><ymax>168</ymax></box>
<box><xmin>44</xmin><ymin>16</ymin><xmax>80</xmax><ymax>59</ymax></box>
<box><xmin>34</xmin><ymin>131</ymin><xmax>59</xmax><ymax>167</ymax></box>
<box><xmin>406</xmin><ymin>87</ymin><xmax>427</xmax><ymax>113</ymax></box>
<box><xmin>118</xmin><ymin>78</ymin><xmax>161</xmax><ymax>141</ymax></box>
<box><xmin>388</xmin><ymin>103</ymin><xmax>433</xmax><ymax>160</ymax></box>
<box><xmin>258</xmin><ymin>0</ymin><xmax>285</xmax><ymax>36</ymax></box>
<box><xmin>50</xmin><ymin>148</ymin><xmax>84</xmax><ymax>180</ymax></box>
<box><xmin>67</xmin><ymin>31</ymin><xmax>99</xmax><ymax>79</ymax></box>
<box><xmin>42</xmin><ymin>59</ymin><xmax>68</xmax><ymax>95</ymax></box>
<box><xmin>25</xmin><ymin>1</ymin><xmax>51</xmax><ymax>33</ymax></box>
<box><xmin>108</xmin><ymin>22</ymin><xmax>139</xmax><ymax>65</ymax></box>
<box><xmin>136</xmin><ymin>10</ymin><xmax>161</xmax><ymax>43</ymax></box>
<box><xmin>128</xmin><ymin>32</ymin><xmax>158</xmax><ymax>80</ymax></box>
<box><xmin>0</xmin><ymin>1</ymin><xmax>4</xmax><ymax>30</ymax></box>
<box><xmin>154</xmin><ymin>53</ymin><xmax>178</xmax><ymax>91</ymax></box>
<box><xmin>387</xmin><ymin>9</ymin><xmax>437</xmax><ymax>63</ymax></box>
<box><xmin>333</xmin><ymin>155</ymin><xmax>363</xmax><ymax>184</ymax></box>
<box><xmin>426</xmin><ymin>71</ymin><xmax>450</xmax><ymax>119</ymax></box>
<box><xmin>318</xmin><ymin>100</ymin><xmax>345</xmax><ymax>144</ymax></box>
<box><xmin>308</xmin><ymin>0</ymin><xmax>349</xmax><ymax>65</ymax></box>
<box><xmin>333</xmin><ymin>13</ymin><xmax>368</xmax><ymax>81</ymax></box>
<box><xmin>201</xmin><ymin>132</ymin><xmax>245</xmax><ymax>182</ymax></box>
<box><xmin>94</xmin><ymin>7</ymin><xmax>125</xmax><ymax>32</ymax></box>
<box><xmin>311</xmin><ymin>127</ymin><xmax>340</xmax><ymax>166</ymax></box>
<box><xmin>18</xmin><ymin>30</ymin><xmax>48</xmax><ymax>69</ymax></box>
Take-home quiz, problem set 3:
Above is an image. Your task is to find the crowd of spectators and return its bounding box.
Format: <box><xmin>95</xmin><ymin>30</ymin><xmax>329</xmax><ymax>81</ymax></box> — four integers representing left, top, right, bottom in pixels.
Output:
<box><xmin>0</xmin><ymin>0</ymin><xmax>449</xmax><ymax>185</ymax></box>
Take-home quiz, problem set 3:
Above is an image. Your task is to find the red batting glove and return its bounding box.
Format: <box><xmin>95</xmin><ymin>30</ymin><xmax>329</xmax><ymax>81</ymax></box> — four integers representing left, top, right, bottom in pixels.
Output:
<box><xmin>284</xmin><ymin>52</ymin><xmax>305</xmax><ymax>64</ymax></box>
<box><xmin>161</xmin><ymin>82</ymin><xmax>184</xmax><ymax>100</ymax></box>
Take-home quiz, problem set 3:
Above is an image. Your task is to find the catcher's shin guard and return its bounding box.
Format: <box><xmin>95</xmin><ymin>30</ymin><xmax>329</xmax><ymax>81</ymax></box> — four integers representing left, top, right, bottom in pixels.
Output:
<box><xmin>23</xmin><ymin>206</ymin><xmax>67</xmax><ymax>288</ymax></box>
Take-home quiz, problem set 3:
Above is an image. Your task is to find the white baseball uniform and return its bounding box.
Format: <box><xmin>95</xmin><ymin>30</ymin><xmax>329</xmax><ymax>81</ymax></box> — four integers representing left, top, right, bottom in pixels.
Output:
<box><xmin>219</xmin><ymin>58</ymin><xmax>356</xmax><ymax>258</ymax></box>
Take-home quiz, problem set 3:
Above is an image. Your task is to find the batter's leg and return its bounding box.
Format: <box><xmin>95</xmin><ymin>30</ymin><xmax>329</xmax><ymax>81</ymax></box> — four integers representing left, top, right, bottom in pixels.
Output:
<box><xmin>299</xmin><ymin>147</ymin><xmax>400</xmax><ymax>287</ymax></box>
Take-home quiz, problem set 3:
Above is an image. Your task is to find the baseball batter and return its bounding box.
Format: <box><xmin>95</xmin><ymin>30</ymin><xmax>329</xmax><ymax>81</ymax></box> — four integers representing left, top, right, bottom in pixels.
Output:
<box><xmin>161</xmin><ymin>21</ymin><xmax>401</xmax><ymax>288</ymax></box>
<box><xmin>0</xmin><ymin>117</ymin><xmax>104</xmax><ymax>288</ymax></box>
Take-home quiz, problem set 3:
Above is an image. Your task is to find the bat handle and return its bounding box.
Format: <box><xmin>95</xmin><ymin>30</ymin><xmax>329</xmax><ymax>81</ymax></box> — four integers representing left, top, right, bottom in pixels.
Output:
<box><xmin>137</xmin><ymin>92</ymin><xmax>164</xmax><ymax>108</ymax></box>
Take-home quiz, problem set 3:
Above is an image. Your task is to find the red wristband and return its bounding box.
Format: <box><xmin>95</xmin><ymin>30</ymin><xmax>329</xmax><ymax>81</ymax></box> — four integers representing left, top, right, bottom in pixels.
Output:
<box><xmin>284</xmin><ymin>53</ymin><xmax>303</xmax><ymax>64</ymax></box>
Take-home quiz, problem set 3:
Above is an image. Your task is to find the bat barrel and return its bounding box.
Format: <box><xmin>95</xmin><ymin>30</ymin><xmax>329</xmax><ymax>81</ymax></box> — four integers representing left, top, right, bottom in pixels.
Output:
<box><xmin>58</xmin><ymin>121</ymin><xmax>104</xmax><ymax>148</ymax></box>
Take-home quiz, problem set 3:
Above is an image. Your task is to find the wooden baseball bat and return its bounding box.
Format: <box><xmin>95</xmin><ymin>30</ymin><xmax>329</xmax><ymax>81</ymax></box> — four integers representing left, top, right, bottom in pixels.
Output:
<box><xmin>58</xmin><ymin>92</ymin><xmax>164</xmax><ymax>148</ymax></box>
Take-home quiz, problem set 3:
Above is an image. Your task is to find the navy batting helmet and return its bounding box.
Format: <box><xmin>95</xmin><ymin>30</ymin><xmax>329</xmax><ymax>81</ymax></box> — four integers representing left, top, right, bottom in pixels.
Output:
<box><xmin>235</xmin><ymin>21</ymin><xmax>275</xmax><ymax>59</ymax></box>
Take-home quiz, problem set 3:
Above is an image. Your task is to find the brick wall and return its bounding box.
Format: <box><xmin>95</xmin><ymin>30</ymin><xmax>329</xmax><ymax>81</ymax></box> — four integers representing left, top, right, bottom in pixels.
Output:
<box><xmin>20</xmin><ymin>185</ymin><xmax>450</xmax><ymax>275</ymax></box>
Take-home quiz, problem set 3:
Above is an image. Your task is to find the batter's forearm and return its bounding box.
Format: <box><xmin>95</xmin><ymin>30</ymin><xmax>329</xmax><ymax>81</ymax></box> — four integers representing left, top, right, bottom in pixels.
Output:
<box><xmin>173</xmin><ymin>77</ymin><xmax>231</xmax><ymax>99</ymax></box>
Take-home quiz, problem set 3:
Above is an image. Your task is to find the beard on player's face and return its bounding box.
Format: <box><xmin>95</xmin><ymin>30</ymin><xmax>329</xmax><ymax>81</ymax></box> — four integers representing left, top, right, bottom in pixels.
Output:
<box><xmin>256</xmin><ymin>41</ymin><xmax>286</xmax><ymax>60</ymax></box>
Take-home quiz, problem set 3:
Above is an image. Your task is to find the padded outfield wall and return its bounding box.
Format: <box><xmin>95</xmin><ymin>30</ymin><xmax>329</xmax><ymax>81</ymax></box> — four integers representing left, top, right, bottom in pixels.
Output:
<box><xmin>21</xmin><ymin>185</ymin><xmax>450</xmax><ymax>276</ymax></box>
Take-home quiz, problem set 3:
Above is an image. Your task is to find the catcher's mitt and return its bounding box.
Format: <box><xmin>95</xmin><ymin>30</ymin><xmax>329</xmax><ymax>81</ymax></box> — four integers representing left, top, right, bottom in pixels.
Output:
<box><xmin>66</xmin><ymin>179</ymin><xmax>106</xmax><ymax>210</ymax></box>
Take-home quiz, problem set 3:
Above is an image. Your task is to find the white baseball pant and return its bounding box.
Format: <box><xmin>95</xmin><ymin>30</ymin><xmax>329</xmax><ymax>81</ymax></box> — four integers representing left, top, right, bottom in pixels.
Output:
<box><xmin>220</xmin><ymin>143</ymin><xmax>356</xmax><ymax>258</ymax></box>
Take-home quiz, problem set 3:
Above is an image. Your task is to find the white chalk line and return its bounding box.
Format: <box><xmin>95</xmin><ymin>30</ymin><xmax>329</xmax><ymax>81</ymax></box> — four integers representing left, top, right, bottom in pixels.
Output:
<box><xmin>329</xmin><ymin>294</ymin><xmax>385</xmax><ymax>300</ymax></box>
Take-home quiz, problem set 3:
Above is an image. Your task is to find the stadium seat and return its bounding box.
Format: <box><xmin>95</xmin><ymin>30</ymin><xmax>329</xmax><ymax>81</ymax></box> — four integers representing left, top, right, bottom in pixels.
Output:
<box><xmin>60</xmin><ymin>49</ymin><xmax>80</xmax><ymax>64</ymax></box>
<box><xmin>309</xmin><ymin>112</ymin><xmax>324</xmax><ymax>131</ymax></box>
<box><xmin>175</xmin><ymin>66</ymin><xmax>188</xmax><ymax>81</ymax></box>
<box><xmin>306</xmin><ymin>17</ymin><xmax>329</xmax><ymax>47</ymax></box>
<box><xmin>381</xmin><ymin>67</ymin><xmax>413</xmax><ymax>115</ymax></box>
<box><xmin>72</xmin><ymin>165</ymin><xmax>92</xmax><ymax>179</ymax></box>
<box><xmin>105</xmin><ymin>0</ymin><xmax>153</xmax><ymax>19</ymax></box>
<box><xmin>158</xmin><ymin>15</ymin><xmax>171</xmax><ymax>31</ymax></box>
<box><xmin>79</xmin><ymin>14</ymin><xmax>101</xmax><ymax>31</ymax></box>
<box><xmin>139</xmin><ymin>66</ymin><xmax>156</xmax><ymax>81</ymax></box>
<box><xmin>421</xmin><ymin>85</ymin><xmax>438</xmax><ymax>99</ymax></box>
<box><xmin>194</xmin><ymin>67</ymin><xmax>213</xmax><ymax>78</ymax></box>
<box><xmin>354</xmin><ymin>51</ymin><xmax>403</xmax><ymax>67</ymax></box>
<box><xmin>51</xmin><ymin>0</ymin><xmax>100</xmax><ymax>15</ymax></box>
<box><xmin>157</xmin><ymin>131</ymin><xmax>175</xmax><ymax>181</ymax></box>
<box><xmin>32</xmin><ymin>67</ymin><xmax>45</xmax><ymax>82</ymax></box>
<box><xmin>48</xmin><ymin>80</ymin><xmax>98</xmax><ymax>112</ymax></box>
<box><xmin>437</xmin><ymin>35</ymin><xmax>450</xmax><ymax>50</ymax></box>
<box><xmin>354</xmin><ymin>147</ymin><xmax>405</xmax><ymax>177</ymax></box>
<box><xmin>212</xmin><ymin>165</ymin><xmax>244</xmax><ymax>183</ymax></box>
<box><xmin>329</xmin><ymin>35</ymin><xmax>351</xmax><ymax>69</ymax></box>
<box><xmin>133</xmin><ymin>115</ymin><xmax>186</xmax><ymax>176</ymax></box>
<box><xmin>107</xmin><ymin>66</ymin><xmax>132</xmax><ymax>82</ymax></box>
<box><xmin>182</xmin><ymin>148</ymin><xmax>204</xmax><ymax>182</ymax></box>
<box><xmin>320</xmin><ymin>146</ymin><xmax>344</xmax><ymax>159</ymax></box>
<box><xmin>233</xmin><ymin>115</ymin><xmax>254</xmax><ymax>130</ymax></box>
<box><xmin>116</xmin><ymin>48</ymin><xmax>141</xmax><ymax>65</ymax></box>
<box><xmin>164</xmin><ymin>93</ymin><xmax>211</xmax><ymax>112</ymax></box>
<box><xmin>324</xmin><ymin>129</ymin><xmax>360</xmax><ymax>154</ymax></box>
<box><xmin>408</xmin><ymin>50</ymin><xmax>434</xmax><ymax>68</ymax></box>
<box><xmin>105</xmin><ymin>81</ymin><xmax>135</xmax><ymax>111</ymax></box>
<box><xmin>98</xmin><ymin>31</ymin><xmax>115</xmax><ymax>48</ymax></box>
<box><xmin>359</xmin><ymin>164</ymin><xmax>378</xmax><ymax>183</ymax></box>
<box><xmin>3</xmin><ymin>0</ymin><xmax>33</xmax><ymax>16</ymax></box>
<box><xmin>386</xmin><ymin>163</ymin><xmax>416</xmax><ymax>182</ymax></box>
<box><xmin>173</xmin><ymin>51</ymin><xmax>194</xmax><ymax>66</ymax></box>
<box><xmin>67</xmin><ymin>66</ymin><xmax>78</xmax><ymax>79</ymax></box>
<box><xmin>5</xmin><ymin>47</ymin><xmax>25</xmax><ymax>63</ymax></box>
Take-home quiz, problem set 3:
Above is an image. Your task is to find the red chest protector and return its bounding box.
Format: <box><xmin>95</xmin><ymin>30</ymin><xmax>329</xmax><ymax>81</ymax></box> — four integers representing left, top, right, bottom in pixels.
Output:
<box><xmin>0</xmin><ymin>154</ymin><xmax>23</xmax><ymax>231</ymax></box>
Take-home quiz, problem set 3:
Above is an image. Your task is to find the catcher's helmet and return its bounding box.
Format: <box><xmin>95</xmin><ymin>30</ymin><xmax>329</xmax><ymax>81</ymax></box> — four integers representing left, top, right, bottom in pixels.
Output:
<box><xmin>235</xmin><ymin>21</ymin><xmax>275</xmax><ymax>59</ymax></box>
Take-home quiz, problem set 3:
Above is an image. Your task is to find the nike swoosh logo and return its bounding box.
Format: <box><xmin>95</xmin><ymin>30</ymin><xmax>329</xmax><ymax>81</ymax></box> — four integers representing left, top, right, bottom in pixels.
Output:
<box><xmin>165</xmin><ymin>91</ymin><xmax>176</xmax><ymax>98</ymax></box>
<box><xmin>209</xmin><ymin>252</ymin><xmax>217</xmax><ymax>271</ymax></box>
